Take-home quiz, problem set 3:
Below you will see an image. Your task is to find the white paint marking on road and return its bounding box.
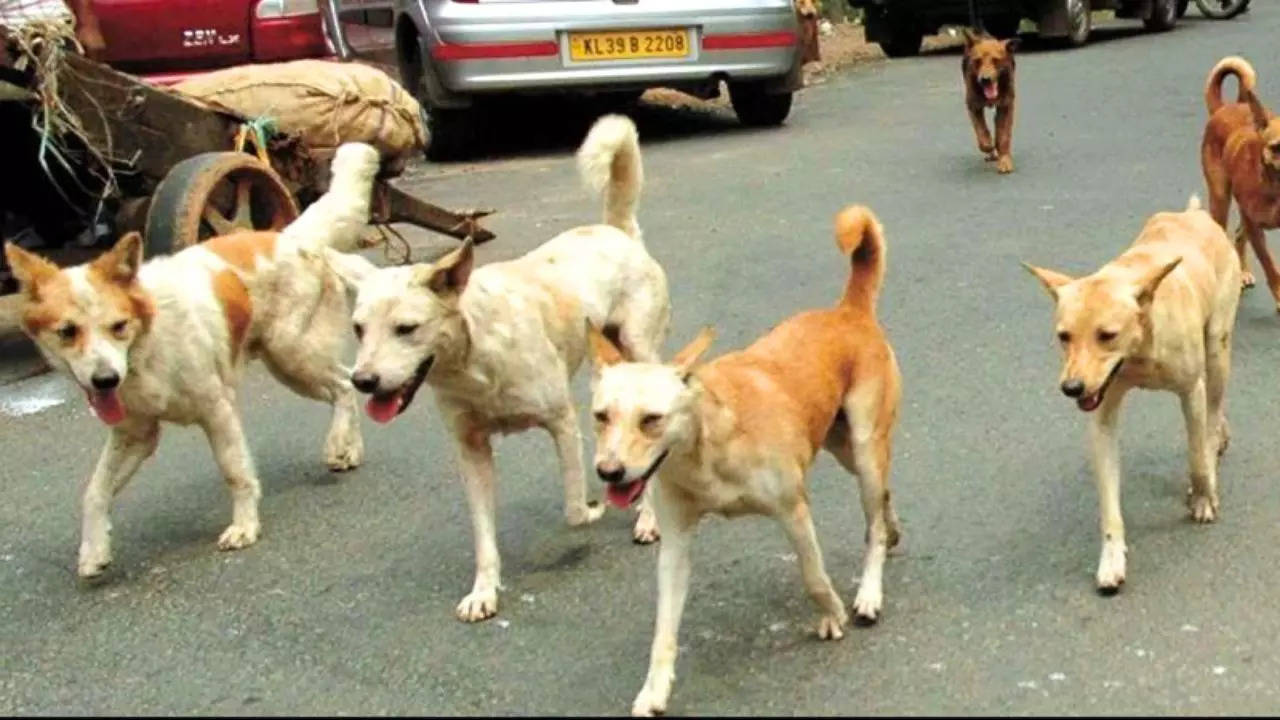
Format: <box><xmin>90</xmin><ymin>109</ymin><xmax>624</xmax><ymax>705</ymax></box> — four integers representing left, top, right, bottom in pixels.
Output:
<box><xmin>1212</xmin><ymin>666</ymin><xmax>1227</xmax><ymax>676</ymax></box>
<box><xmin>0</xmin><ymin>374</ymin><xmax>70</xmax><ymax>418</ymax></box>
<box><xmin>1182</xmin><ymin>624</ymin><xmax>1199</xmax><ymax>632</ymax></box>
<box><xmin>1049</xmin><ymin>672</ymin><xmax>1067</xmax><ymax>682</ymax></box>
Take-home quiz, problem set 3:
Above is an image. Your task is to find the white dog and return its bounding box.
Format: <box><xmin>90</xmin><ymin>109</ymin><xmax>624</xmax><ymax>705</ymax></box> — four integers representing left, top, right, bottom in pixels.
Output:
<box><xmin>4</xmin><ymin>143</ymin><xmax>381</xmax><ymax>578</ymax></box>
<box><xmin>348</xmin><ymin>115</ymin><xmax>671</xmax><ymax>622</ymax></box>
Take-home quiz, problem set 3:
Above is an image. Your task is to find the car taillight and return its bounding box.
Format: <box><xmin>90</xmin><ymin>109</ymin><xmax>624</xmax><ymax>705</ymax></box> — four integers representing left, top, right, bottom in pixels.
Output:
<box><xmin>255</xmin><ymin>0</ymin><xmax>320</xmax><ymax>18</ymax></box>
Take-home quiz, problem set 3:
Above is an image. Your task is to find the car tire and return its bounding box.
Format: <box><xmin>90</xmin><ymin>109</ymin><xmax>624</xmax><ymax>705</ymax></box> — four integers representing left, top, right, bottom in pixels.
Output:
<box><xmin>729</xmin><ymin>83</ymin><xmax>793</xmax><ymax>127</ymax></box>
<box><xmin>1176</xmin><ymin>0</ymin><xmax>1190</xmax><ymax>16</ymax></box>
<box><xmin>878</xmin><ymin>12</ymin><xmax>923</xmax><ymax>58</ymax></box>
<box><xmin>423</xmin><ymin>107</ymin><xmax>478</xmax><ymax>162</ymax></box>
<box><xmin>1057</xmin><ymin>0</ymin><xmax>1092</xmax><ymax>47</ymax></box>
<box><xmin>1194</xmin><ymin>0</ymin><xmax>1249</xmax><ymax>19</ymax></box>
<box><xmin>1144</xmin><ymin>0</ymin><xmax>1178</xmax><ymax>30</ymax></box>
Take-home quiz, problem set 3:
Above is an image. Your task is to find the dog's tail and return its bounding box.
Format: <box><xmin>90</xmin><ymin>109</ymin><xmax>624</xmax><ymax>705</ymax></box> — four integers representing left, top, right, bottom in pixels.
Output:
<box><xmin>1205</xmin><ymin>56</ymin><xmax>1256</xmax><ymax>115</ymax></box>
<box><xmin>277</xmin><ymin>142</ymin><xmax>381</xmax><ymax>256</ymax></box>
<box><xmin>835</xmin><ymin>205</ymin><xmax>887</xmax><ymax>310</ymax></box>
<box><xmin>577</xmin><ymin>114</ymin><xmax>643</xmax><ymax>241</ymax></box>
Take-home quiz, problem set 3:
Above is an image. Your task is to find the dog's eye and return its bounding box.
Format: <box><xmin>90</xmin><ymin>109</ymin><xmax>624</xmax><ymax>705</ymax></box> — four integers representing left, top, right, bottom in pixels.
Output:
<box><xmin>593</xmin><ymin>410</ymin><xmax>608</xmax><ymax>424</ymax></box>
<box><xmin>353</xmin><ymin>323</ymin><xmax>364</xmax><ymax>340</ymax></box>
<box><xmin>1097</xmin><ymin>329</ymin><xmax>1117</xmax><ymax>343</ymax></box>
<box><xmin>1056</xmin><ymin>331</ymin><xmax>1070</xmax><ymax>344</ymax></box>
<box><xmin>395</xmin><ymin>323</ymin><xmax>419</xmax><ymax>337</ymax></box>
<box><xmin>56</xmin><ymin>323</ymin><xmax>79</xmax><ymax>342</ymax></box>
<box><xmin>109</xmin><ymin>320</ymin><xmax>128</xmax><ymax>337</ymax></box>
<box><xmin>640</xmin><ymin>413</ymin><xmax>664</xmax><ymax>431</ymax></box>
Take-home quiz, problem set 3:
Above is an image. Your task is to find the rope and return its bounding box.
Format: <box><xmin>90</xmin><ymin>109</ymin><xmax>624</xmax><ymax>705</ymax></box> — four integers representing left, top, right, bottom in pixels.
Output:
<box><xmin>233</xmin><ymin>116</ymin><xmax>277</xmax><ymax>167</ymax></box>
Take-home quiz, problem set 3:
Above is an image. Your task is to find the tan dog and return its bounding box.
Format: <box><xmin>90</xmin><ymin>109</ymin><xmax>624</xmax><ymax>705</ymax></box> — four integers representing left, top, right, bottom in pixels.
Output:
<box><xmin>3</xmin><ymin>143</ymin><xmax>381</xmax><ymax>578</ymax></box>
<box><xmin>1201</xmin><ymin>56</ymin><xmax>1280</xmax><ymax>305</ymax></box>
<box><xmin>588</xmin><ymin>205</ymin><xmax>901</xmax><ymax>716</ymax></box>
<box><xmin>962</xmin><ymin>29</ymin><xmax>1019</xmax><ymax>174</ymax></box>
<box><xmin>1024</xmin><ymin>196</ymin><xmax>1240</xmax><ymax>594</ymax></box>
<box><xmin>346</xmin><ymin>115</ymin><xmax>670</xmax><ymax>623</ymax></box>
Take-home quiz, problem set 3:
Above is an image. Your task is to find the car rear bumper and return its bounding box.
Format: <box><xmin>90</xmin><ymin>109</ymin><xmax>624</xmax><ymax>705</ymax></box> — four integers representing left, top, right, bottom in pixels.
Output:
<box><xmin>420</xmin><ymin>2</ymin><xmax>802</xmax><ymax>95</ymax></box>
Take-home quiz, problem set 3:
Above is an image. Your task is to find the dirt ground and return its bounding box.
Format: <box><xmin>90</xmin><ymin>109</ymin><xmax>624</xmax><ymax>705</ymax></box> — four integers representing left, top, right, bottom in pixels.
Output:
<box><xmin>643</xmin><ymin>20</ymin><xmax>964</xmax><ymax>111</ymax></box>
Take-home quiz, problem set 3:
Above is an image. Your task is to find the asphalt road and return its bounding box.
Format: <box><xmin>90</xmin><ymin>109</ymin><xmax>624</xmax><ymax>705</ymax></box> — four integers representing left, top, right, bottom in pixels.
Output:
<box><xmin>5</xmin><ymin>8</ymin><xmax>1280</xmax><ymax>715</ymax></box>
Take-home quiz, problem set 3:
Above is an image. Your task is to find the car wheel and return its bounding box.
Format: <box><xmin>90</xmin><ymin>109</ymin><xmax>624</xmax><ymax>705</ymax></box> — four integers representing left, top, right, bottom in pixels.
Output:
<box><xmin>1058</xmin><ymin>0</ymin><xmax>1092</xmax><ymax>47</ymax></box>
<box><xmin>423</xmin><ymin>107</ymin><xmax>478</xmax><ymax>162</ymax></box>
<box><xmin>878</xmin><ymin>12</ymin><xmax>923</xmax><ymax>58</ymax></box>
<box><xmin>1194</xmin><ymin>0</ymin><xmax>1249</xmax><ymax>19</ymax></box>
<box><xmin>1176</xmin><ymin>0</ymin><xmax>1190</xmax><ymax>17</ymax></box>
<box><xmin>1144</xmin><ymin>0</ymin><xmax>1178</xmax><ymax>29</ymax></box>
<box><xmin>729</xmin><ymin>83</ymin><xmax>793</xmax><ymax>127</ymax></box>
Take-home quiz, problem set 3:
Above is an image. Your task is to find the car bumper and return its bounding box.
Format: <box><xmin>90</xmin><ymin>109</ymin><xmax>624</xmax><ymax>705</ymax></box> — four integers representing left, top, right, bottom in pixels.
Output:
<box><xmin>421</xmin><ymin>3</ymin><xmax>801</xmax><ymax>95</ymax></box>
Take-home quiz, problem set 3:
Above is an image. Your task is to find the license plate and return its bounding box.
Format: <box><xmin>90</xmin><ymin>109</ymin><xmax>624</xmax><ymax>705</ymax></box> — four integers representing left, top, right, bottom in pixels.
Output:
<box><xmin>568</xmin><ymin>28</ymin><xmax>691</xmax><ymax>62</ymax></box>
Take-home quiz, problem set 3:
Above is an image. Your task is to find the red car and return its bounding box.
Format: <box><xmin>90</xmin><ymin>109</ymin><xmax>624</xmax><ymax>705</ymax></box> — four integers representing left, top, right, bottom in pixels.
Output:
<box><xmin>90</xmin><ymin>0</ymin><xmax>381</xmax><ymax>84</ymax></box>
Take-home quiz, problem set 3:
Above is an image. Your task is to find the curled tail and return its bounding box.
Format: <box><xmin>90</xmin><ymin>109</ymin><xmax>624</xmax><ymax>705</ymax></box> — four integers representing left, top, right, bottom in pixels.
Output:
<box><xmin>278</xmin><ymin>142</ymin><xmax>381</xmax><ymax>255</ymax></box>
<box><xmin>577</xmin><ymin>114</ymin><xmax>643</xmax><ymax>240</ymax></box>
<box><xmin>1205</xmin><ymin>56</ymin><xmax>1256</xmax><ymax>115</ymax></box>
<box><xmin>835</xmin><ymin>205</ymin><xmax>886</xmax><ymax>310</ymax></box>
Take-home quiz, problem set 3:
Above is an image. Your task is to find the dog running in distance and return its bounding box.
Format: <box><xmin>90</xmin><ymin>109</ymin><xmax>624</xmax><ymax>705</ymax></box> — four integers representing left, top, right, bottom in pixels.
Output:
<box><xmin>1024</xmin><ymin>195</ymin><xmax>1240</xmax><ymax>594</ymax></box>
<box><xmin>1201</xmin><ymin>56</ymin><xmax>1280</xmax><ymax>306</ymax></box>
<box><xmin>588</xmin><ymin>205</ymin><xmax>902</xmax><ymax>716</ymax></box>
<box><xmin>3</xmin><ymin>142</ymin><xmax>382</xmax><ymax>579</ymax></box>
<box><xmin>962</xmin><ymin>28</ymin><xmax>1019</xmax><ymax>174</ymax></box>
<box><xmin>346</xmin><ymin>114</ymin><xmax>670</xmax><ymax>623</ymax></box>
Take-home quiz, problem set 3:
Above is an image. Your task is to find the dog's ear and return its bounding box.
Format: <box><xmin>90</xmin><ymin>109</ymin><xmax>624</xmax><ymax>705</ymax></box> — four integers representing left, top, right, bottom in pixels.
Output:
<box><xmin>1244</xmin><ymin>89</ymin><xmax>1272</xmax><ymax>133</ymax></box>
<box><xmin>1022</xmin><ymin>262</ymin><xmax>1073</xmax><ymax>299</ymax></box>
<box><xmin>671</xmin><ymin>326</ymin><xmax>716</xmax><ymax>380</ymax></box>
<box><xmin>91</xmin><ymin>232</ymin><xmax>143</xmax><ymax>285</ymax></box>
<box><xmin>586</xmin><ymin>321</ymin><xmax>625</xmax><ymax>370</ymax></box>
<box><xmin>417</xmin><ymin>238</ymin><xmax>474</xmax><ymax>298</ymax></box>
<box><xmin>4</xmin><ymin>242</ymin><xmax>59</xmax><ymax>299</ymax></box>
<box><xmin>1134</xmin><ymin>256</ymin><xmax>1182</xmax><ymax>306</ymax></box>
<box><xmin>1003</xmin><ymin>37</ymin><xmax>1020</xmax><ymax>53</ymax></box>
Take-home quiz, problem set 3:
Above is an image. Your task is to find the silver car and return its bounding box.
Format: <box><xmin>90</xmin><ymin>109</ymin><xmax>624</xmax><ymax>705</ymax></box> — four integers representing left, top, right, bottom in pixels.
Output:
<box><xmin>332</xmin><ymin>0</ymin><xmax>803</xmax><ymax>159</ymax></box>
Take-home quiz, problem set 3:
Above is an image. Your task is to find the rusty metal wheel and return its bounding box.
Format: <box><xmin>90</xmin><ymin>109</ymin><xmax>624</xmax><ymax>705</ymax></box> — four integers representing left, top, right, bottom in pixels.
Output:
<box><xmin>144</xmin><ymin>152</ymin><xmax>299</xmax><ymax>257</ymax></box>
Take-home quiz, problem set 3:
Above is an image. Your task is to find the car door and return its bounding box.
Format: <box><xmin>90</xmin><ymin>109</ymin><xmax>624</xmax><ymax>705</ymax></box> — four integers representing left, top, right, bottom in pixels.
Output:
<box><xmin>331</xmin><ymin>0</ymin><xmax>397</xmax><ymax>68</ymax></box>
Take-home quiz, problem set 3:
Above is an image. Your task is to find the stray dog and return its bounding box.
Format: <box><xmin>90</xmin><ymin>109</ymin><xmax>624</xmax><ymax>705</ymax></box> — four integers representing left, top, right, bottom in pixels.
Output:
<box><xmin>1201</xmin><ymin>56</ymin><xmax>1280</xmax><ymax>304</ymax></box>
<box><xmin>3</xmin><ymin>143</ymin><xmax>380</xmax><ymax>579</ymax></box>
<box><xmin>347</xmin><ymin>115</ymin><xmax>670</xmax><ymax>622</ymax></box>
<box><xmin>1024</xmin><ymin>195</ymin><xmax>1240</xmax><ymax>594</ymax></box>
<box><xmin>588</xmin><ymin>205</ymin><xmax>902</xmax><ymax>716</ymax></box>
<box><xmin>962</xmin><ymin>28</ymin><xmax>1019</xmax><ymax>174</ymax></box>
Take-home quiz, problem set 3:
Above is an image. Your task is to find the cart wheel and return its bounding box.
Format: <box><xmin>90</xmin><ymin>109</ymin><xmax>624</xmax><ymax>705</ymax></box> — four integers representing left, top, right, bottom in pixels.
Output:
<box><xmin>144</xmin><ymin>152</ymin><xmax>298</xmax><ymax>257</ymax></box>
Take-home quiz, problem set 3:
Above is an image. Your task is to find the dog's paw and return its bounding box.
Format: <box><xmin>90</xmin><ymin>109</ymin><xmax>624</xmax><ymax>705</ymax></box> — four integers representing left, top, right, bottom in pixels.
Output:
<box><xmin>631</xmin><ymin>676</ymin><xmax>673</xmax><ymax>717</ymax></box>
<box><xmin>456</xmin><ymin>587</ymin><xmax>499</xmax><ymax>623</ymax></box>
<box><xmin>567</xmin><ymin>500</ymin><xmax>607</xmax><ymax>527</ymax></box>
<box><xmin>632</xmin><ymin>508</ymin><xmax>660</xmax><ymax>545</ymax></box>
<box><xmin>996</xmin><ymin>155</ymin><xmax>1014</xmax><ymax>174</ymax></box>
<box><xmin>1187</xmin><ymin>491</ymin><xmax>1219</xmax><ymax>524</ymax></box>
<box><xmin>1095</xmin><ymin>543</ymin><xmax>1127</xmax><ymax>595</ymax></box>
<box><xmin>852</xmin><ymin>584</ymin><xmax>881</xmax><ymax>626</ymax></box>
<box><xmin>217</xmin><ymin>522</ymin><xmax>260</xmax><ymax>550</ymax></box>
<box><xmin>325</xmin><ymin>430</ymin><xmax>364</xmax><ymax>472</ymax></box>
<box><xmin>77</xmin><ymin>544</ymin><xmax>112</xmax><ymax>579</ymax></box>
<box><xmin>1241</xmin><ymin>271</ymin><xmax>1256</xmax><ymax>290</ymax></box>
<box><xmin>816</xmin><ymin>613</ymin><xmax>847</xmax><ymax>640</ymax></box>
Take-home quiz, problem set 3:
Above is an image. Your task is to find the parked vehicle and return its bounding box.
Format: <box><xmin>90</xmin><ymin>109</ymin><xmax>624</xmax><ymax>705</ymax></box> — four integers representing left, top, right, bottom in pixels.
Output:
<box><xmin>362</xmin><ymin>0</ymin><xmax>804</xmax><ymax>160</ymax></box>
<box><xmin>845</xmin><ymin>0</ymin><xmax>1179</xmax><ymax>56</ymax></box>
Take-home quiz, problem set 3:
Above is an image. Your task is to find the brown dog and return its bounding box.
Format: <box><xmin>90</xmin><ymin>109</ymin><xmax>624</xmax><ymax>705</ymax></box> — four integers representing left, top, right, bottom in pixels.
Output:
<box><xmin>1201</xmin><ymin>56</ymin><xmax>1280</xmax><ymax>306</ymax></box>
<box><xmin>962</xmin><ymin>29</ymin><xmax>1019</xmax><ymax>174</ymax></box>
<box><xmin>588</xmin><ymin>205</ymin><xmax>902</xmax><ymax>715</ymax></box>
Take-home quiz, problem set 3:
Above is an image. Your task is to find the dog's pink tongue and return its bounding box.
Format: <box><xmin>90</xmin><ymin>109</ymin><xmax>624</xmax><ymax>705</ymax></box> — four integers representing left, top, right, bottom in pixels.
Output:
<box><xmin>605</xmin><ymin>481</ymin><xmax>645</xmax><ymax>509</ymax></box>
<box><xmin>983</xmin><ymin>84</ymin><xmax>999</xmax><ymax>101</ymax></box>
<box><xmin>87</xmin><ymin>390</ymin><xmax>126</xmax><ymax>425</ymax></box>
<box><xmin>365</xmin><ymin>393</ymin><xmax>402</xmax><ymax>424</ymax></box>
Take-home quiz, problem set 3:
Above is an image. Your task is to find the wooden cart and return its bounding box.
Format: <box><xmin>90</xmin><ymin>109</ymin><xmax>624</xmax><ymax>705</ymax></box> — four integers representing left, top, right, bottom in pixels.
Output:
<box><xmin>0</xmin><ymin>49</ymin><xmax>493</xmax><ymax>305</ymax></box>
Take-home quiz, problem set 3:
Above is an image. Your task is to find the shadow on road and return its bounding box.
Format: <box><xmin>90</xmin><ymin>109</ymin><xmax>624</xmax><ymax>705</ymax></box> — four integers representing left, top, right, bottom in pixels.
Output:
<box><xmin>433</xmin><ymin>92</ymin><xmax>749</xmax><ymax>165</ymax></box>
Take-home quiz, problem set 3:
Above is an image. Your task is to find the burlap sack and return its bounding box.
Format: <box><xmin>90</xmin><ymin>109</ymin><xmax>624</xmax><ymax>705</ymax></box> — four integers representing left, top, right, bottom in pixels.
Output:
<box><xmin>174</xmin><ymin>59</ymin><xmax>426</xmax><ymax>163</ymax></box>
